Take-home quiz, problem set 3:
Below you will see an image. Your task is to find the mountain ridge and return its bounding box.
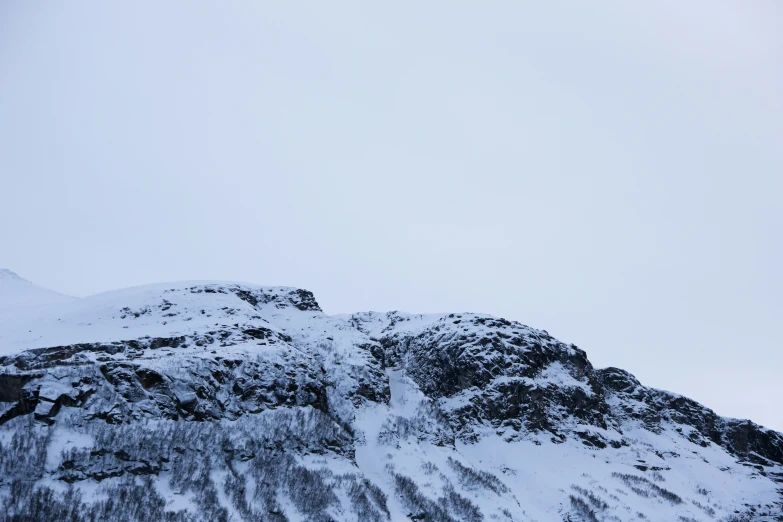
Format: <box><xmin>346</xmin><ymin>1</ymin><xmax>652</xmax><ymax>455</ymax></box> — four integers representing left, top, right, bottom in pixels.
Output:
<box><xmin>0</xmin><ymin>275</ymin><xmax>780</xmax><ymax>521</ymax></box>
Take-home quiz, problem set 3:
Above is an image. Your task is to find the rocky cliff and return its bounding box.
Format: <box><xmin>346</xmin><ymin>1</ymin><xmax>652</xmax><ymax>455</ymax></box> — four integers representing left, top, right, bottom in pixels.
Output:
<box><xmin>0</xmin><ymin>275</ymin><xmax>780</xmax><ymax>521</ymax></box>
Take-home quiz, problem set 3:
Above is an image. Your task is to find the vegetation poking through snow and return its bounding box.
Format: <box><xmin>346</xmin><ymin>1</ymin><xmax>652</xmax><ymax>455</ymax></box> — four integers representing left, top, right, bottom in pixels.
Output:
<box><xmin>446</xmin><ymin>457</ymin><xmax>509</xmax><ymax>495</ymax></box>
<box><xmin>611</xmin><ymin>473</ymin><xmax>683</xmax><ymax>504</ymax></box>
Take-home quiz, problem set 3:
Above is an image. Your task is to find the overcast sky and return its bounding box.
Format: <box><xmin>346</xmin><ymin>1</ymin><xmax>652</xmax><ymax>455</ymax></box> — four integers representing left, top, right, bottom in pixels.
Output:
<box><xmin>1</xmin><ymin>1</ymin><xmax>781</xmax><ymax>431</ymax></box>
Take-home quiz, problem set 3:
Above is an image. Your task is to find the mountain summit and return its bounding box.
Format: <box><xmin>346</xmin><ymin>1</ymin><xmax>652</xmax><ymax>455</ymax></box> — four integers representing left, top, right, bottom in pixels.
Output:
<box><xmin>0</xmin><ymin>269</ymin><xmax>23</xmax><ymax>280</ymax></box>
<box><xmin>0</xmin><ymin>269</ymin><xmax>75</xmax><ymax>344</ymax></box>
<box><xmin>0</xmin><ymin>277</ymin><xmax>780</xmax><ymax>521</ymax></box>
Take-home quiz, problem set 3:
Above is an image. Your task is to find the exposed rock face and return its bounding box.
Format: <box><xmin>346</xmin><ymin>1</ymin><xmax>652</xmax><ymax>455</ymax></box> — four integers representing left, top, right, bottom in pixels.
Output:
<box><xmin>0</xmin><ymin>373</ymin><xmax>38</xmax><ymax>402</ymax></box>
<box><xmin>0</xmin><ymin>280</ymin><xmax>781</xmax><ymax>522</ymax></box>
<box><xmin>197</xmin><ymin>284</ymin><xmax>322</xmax><ymax>313</ymax></box>
<box><xmin>378</xmin><ymin>314</ymin><xmax>612</xmax><ymax>442</ymax></box>
<box><xmin>598</xmin><ymin>366</ymin><xmax>783</xmax><ymax>466</ymax></box>
<box><xmin>0</xmin><ymin>333</ymin><xmax>330</xmax><ymax>428</ymax></box>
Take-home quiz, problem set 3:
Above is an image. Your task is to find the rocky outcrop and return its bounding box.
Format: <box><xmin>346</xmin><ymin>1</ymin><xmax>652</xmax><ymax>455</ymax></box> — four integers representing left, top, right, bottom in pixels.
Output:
<box><xmin>378</xmin><ymin>314</ymin><xmax>611</xmax><ymax>441</ymax></box>
<box><xmin>0</xmin><ymin>280</ymin><xmax>781</xmax><ymax>522</ymax></box>
<box><xmin>597</xmin><ymin>367</ymin><xmax>783</xmax><ymax>467</ymax></box>
<box><xmin>188</xmin><ymin>284</ymin><xmax>322</xmax><ymax>312</ymax></box>
<box><xmin>0</xmin><ymin>335</ymin><xmax>330</xmax><ymax>427</ymax></box>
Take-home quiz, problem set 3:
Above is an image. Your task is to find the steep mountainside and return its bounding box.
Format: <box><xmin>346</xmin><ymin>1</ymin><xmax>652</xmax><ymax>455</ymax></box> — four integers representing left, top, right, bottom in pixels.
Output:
<box><xmin>0</xmin><ymin>273</ymin><xmax>781</xmax><ymax>522</ymax></box>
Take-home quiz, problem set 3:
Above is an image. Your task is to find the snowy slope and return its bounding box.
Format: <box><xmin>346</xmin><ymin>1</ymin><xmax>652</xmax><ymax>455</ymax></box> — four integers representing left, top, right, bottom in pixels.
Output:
<box><xmin>0</xmin><ymin>270</ymin><xmax>75</xmax><ymax>347</ymax></box>
<box><xmin>0</xmin><ymin>275</ymin><xmax>780</xmax><ymax>522</ymax></box>
<box><xmin>0</xmin><ymin>269</ymin><xmax>74</xmax><ymax>309</ymax></box>
<box><xmin>0</xmin><ymin>276</ymin><xmax>312</xmax><ymax>354</ymax></box>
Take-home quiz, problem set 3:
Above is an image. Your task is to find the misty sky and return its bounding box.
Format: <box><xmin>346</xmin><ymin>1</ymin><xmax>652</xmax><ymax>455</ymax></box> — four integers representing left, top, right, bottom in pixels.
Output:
<box><xmin>1</xmin><ymin>1</ymin><xmax>781</xmax><ymax>431</ymax></box>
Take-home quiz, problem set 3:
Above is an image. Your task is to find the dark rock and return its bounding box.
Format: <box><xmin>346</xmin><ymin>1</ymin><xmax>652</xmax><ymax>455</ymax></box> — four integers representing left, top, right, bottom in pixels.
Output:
<box><xmin>381</xmin><ymin>315</ymin><xmax>610</xmax><ymax>439</ymax></box>
<box><xmin>0</xmin><ymin>373</ymin><xmax>40</xmax><ymax>401</ymax></box>
<box><xmin>596</xmin><ymin>368</ymin><xmax>783</xmax><ymax>466</ymax></box>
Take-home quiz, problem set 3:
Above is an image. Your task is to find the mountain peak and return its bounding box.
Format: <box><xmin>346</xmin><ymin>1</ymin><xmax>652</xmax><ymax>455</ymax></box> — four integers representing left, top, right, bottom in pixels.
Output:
<box><xmin>0</xmin><ymin>270</ymin><xmax>75</xmax><ymax>336</ymax></box>
<box><xmin>0</xmin><ymin>268</ymin><xmax>27</xmax><ymax>281</ymax></box>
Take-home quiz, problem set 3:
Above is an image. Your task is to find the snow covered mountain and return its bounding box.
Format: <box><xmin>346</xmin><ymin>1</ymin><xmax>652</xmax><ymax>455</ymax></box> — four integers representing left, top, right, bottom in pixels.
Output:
<box><xmin>0</xmin><ymin>273</ymin><xmax>781</xmax><ymax>522</ymax></box>
<box><xmin>0</xmin><ymin>269</ymin><xmax>75</xmax><ymax>343</ymax></box>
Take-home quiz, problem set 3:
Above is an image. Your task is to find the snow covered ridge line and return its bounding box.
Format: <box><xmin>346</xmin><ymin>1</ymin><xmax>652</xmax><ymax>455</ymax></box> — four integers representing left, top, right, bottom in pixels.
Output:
<box><xmin>0</xmin><ymin>280</ymin><xmax>322</xmax><ymax>354</ymax></box>
<box><xmin>0</xmin><ymin>275</ymin><xmax>781</xmax><ymax>521</ymax></box>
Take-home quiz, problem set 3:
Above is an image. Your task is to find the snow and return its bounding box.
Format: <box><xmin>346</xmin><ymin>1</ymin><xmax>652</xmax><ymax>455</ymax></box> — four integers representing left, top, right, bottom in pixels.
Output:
<box><xmin>539</xmin><ymin>361</ymin><xmax>594</xmax><ymax>394</ymax></box>
<box><xmin>1</xmin><ymin>272</ymin><xmax>781</xmax><ymax>521</ymax></box>
<box><xmin>155</xmin><ymin>474</ymin><xmax>197</xmax><ymax>513</ymax></box>
<box><xmin>351</xmin><ymin>367</ymin><xmax>782</xmax><ymax>522</ymax></box>
<box><xmin>0</xmin><ymin>269</ymin><xmax>76</xmax><ymax>346</ymax></box>
<box><xmin>45</xmin><ymin>427</ymin><xmax>95</xmax><ymax>471</ymax></box>
<box><xmin>0</xmin><ymin>278</ymin><xmax>306</xmax><ymax>355</ymax></box>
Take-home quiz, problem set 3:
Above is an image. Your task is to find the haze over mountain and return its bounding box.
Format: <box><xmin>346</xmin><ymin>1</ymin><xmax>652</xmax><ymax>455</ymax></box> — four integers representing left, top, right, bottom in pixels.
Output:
<box><xmin>0</xmin><ymin>271</ymin><xmax>780</xmax><ymax>521</ymax></box>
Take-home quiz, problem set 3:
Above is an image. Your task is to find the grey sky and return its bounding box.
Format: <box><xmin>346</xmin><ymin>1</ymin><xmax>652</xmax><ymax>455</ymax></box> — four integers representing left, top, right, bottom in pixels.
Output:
<box><xmin>1</xmin><ymin>1</ymin><xmax>781</xmax><ymax>430</ymax></box>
